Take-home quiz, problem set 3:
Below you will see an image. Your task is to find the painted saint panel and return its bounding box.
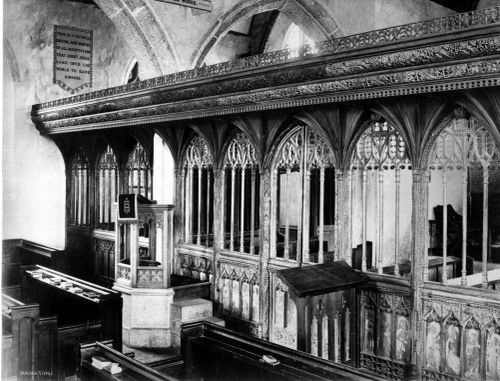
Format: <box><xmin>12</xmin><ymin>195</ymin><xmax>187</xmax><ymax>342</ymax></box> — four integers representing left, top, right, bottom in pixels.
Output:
<box><xmin>378</xmin><ymin>311</ymin><xmax>392</xmax><ymax>358</ymax></box>
<box><xmin>464</xmin><ymin>323</ymin><xmax>480</xmax><ymax>379</ymax></box>
<box><xmin>241</xmin><ymin>282</ymin><xmax>250</xmax><ymax>320</ymax></box>
<box><xmin>487</xmin><ymin>326</ymin><xmax>500</xmax><ymax>381</ymax></box>
<box><xmin>395</xmin><ymin>315</ymin><xmax>410</xmax><ymax>362</ymax></box>
<box><xmin>232</xmin><ymin>279</ymin><xmax>240</xmax><ymax>313</ymax></box>
<box><xmin>444</xmin><ymin>323</ymin><xmax>461</xmax><ymax>376</ymax></box>
<box><xmin>364</xmin><ymin>307</ymin><xmax>375</xmax><ymax>354</ymax></box>
<box><xmin>425</xmin><ymin>321</ymin><xmax>442</xmax><ymax>370</ymax></box>
<box><xmin>252</xmin><ymin>284</ymin><xmax>259</xmax><ymax>321</ymax></box>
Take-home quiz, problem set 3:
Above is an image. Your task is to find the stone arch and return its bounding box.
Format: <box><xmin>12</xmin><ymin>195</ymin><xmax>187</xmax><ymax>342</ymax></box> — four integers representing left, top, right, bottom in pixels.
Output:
<box><xmin>191</xmin><ymin>0</ymin><xmax>342</xmax><ymax>67</ymax></box>
<box><xmin>94</xmin><ymin>0</ymin><xmax>180</xmax><ymax>77</ymax></box>
<box><xmin>4</xmin><ymin>37</ymin><xmax>21</xmax><ymax>82</ymax></box>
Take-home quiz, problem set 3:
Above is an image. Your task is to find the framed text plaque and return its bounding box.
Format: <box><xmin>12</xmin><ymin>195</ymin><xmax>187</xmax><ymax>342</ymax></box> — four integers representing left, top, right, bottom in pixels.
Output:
<box><xmin>53</xmin><ymin>25</ymin><xmax>93</xmax><ymax>93</ymax></box>
<box><xmin>118</xmin><ymin>194</ymin><xmax>138</xmax><ymax>221</ymax></box>
<box><xmin>155</xmin><ymin>0</ymin><xmax>212</xmax><ymax>12</ymax></box>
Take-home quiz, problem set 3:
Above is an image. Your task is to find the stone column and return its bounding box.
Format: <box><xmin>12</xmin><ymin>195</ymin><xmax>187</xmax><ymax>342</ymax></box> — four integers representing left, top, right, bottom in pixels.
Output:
<box><xmin>407</xmin><ymin>169</ymin><xmax>430</xmax><ymax>380</ymax></box>
<box><xmin>212</xmin><ymin>168</ymin><xmax>225</xmax><ymax>302</ymax></box>
<box><xmin>259</xmin><ymin>168</ymin><xmax>273</xmax><ymax>340</ymax></box>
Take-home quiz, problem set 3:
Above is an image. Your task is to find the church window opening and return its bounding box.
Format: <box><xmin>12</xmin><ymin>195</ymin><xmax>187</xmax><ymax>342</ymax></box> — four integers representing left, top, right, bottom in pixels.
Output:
<box><xmin>272</xmin><ymin>125</ymin><xmax>335</xmax><ymax>264</ymax></box>
<box><xmin>183</xmin><ymin>135</ymin><xmax>214</xmax><ymax>247</ymax></box>
<box><xmin>350</xmin><ymin>118</ymin><xmax>412</xmax><ymax>276</ymax></box>
<box><xmin>282</xmin><ymin>22</ymin><xmax>317</xmax><ymax>57</ymax></box>
<box><xmin>223</xmin><ymin>132</ymin><xmax>260</xmax><ymax>255</ymax></box>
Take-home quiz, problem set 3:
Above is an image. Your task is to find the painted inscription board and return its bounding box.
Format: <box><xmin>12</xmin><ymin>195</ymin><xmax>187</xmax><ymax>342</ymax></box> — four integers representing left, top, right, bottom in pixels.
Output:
<box><xmin>156</xmin><ymin>0</ymin><xmax>212</xmax><ymax>12</ymax></box>
<box><xmin>53</xmin><ymin>25</ymin><xmax>93</xmax><ymax>93</ymax></box>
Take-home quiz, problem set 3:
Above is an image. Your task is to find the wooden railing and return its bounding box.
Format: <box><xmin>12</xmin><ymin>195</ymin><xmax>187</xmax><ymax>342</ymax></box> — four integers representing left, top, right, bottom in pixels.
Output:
<box><xmin>81</xmin><ymin>341</ymin><xmax>180</xmax><ymax>381</ymax></box>
<box><xmin>181</xmin><ymin>320</ymin><xmax>384</xmax><ymax>381</ymax></box>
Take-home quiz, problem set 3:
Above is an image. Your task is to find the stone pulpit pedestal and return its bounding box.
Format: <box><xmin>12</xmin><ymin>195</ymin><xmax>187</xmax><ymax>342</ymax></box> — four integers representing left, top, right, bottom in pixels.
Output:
<box><xmin>113</xmin><ymin>194</ymin><xmax>175</xmax><ymax>348</ymax></box>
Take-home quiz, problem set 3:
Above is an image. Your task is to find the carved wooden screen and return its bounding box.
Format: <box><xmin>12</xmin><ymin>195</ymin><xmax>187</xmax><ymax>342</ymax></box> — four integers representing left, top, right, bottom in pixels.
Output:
<box><xmin>69</xmin><ymin>149</ymin><xmax>89</xmax><ymax>225</ymax></box>
<box><xmin>273</xmin><ymin>125</ymin><xmax>335</xmax><ymax>264</ymax></box>
<box><xmin>96</xmin><ymin>145</ymin><xmax>118</xmax><ymax>230</ymax></box>
<box><xmin>223</xmin><ymin>132</ymin><xmax>260</xmax><ymax>255</ymax></box>
<box><xmin>427</xmin><ymin>108</ymin><xmax>500</xmax><ymax>288</ymax></box>
<box><xmin>350</xmin><ymin>120</ymin><xmax>412</xmax><ymax>275</ymax></box>
<box><xmin>126</xmin><ymin>141</ymin><xmax>152</xmax><ymax>199</ymax></box>
<box><xmin>183</xmin><ymin>135</ymin><xmax>214</xmax><ymax>247</ymax></box>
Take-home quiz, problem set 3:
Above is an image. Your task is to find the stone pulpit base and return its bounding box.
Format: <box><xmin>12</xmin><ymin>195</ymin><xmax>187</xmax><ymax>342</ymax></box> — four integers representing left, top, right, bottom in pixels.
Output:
<box><xmin>114</xmin><ymin>283</ymin><xmax>175</xmax><ymax>348</ymax></box>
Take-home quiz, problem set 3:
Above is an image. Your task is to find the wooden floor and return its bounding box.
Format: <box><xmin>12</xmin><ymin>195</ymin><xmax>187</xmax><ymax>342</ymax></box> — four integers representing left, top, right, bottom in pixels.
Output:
<box><xmin>123</xmin><ymin>344</ymin><xmax>180</xmax><ymax>365</ymax></box>
<box><xmin>122</xmin><ymin>344</ymin><xmax>184</xmax><ymax>379</ymax></box>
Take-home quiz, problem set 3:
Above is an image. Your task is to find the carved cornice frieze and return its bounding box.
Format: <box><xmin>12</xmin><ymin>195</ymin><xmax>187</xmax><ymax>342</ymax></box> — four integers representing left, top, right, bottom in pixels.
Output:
<box><xmin>38</xmin><ymin>57</ymin><xmax>500</xmax><ymax>133</ymax></box>
<box><xmin>31</xmin><ymin>10</ymin><xmax>500</xmax><ymax>134</ymax></box>
<box><xmin>325</xmin><ymin>35</ymin><xmax>500</xmax><ymax>76</ymax></box>
<box><xmin>35</xmin><ymin>6</ymin><xmax>500</xmax><ymax>112</ymax></box>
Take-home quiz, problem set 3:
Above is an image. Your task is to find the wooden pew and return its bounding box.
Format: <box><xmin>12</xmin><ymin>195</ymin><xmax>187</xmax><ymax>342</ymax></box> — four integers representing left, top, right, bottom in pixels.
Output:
<box><xmin>181</xmin><ymin>321</ymin><xmax>385</xmax><ymax>381</ymax></box>
<box><xmin>80</xmin><ymin>341</ymin><xmax>180</xmax><ymax>381</ymax></box>
<box><xmin>21</xmin><ymin>265</ymin><xmax>122</xmax><ymax>350</ymax></box>
<box><xmin>3</xmin><ymin>239</ymin><xmax>65</xmax><ymax>287</ymax></box>
<box><xmin>2</xmin><ymin>294</ymin><xmax>40</xmax><ymax>380</ymax></box>
<box><xmin>14</xmin><ymin>265</ymin><xmax>122</xmax><ymax>380</ymax></box>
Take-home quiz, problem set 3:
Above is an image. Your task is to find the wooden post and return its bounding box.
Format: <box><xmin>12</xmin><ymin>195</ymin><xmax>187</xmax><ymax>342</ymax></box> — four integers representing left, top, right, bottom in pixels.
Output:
<box><xmin>230</xmin><ymin>167</ymin><xmax>236</xmax><ymax>251</ymax></box>
<box><xmin>394</xmin><ymin>168</ymin><xmax>400</xmax><ymax>276</ymax></box>
<box><xmin>197</xmin><ymin>168</ymin><xmax>202</xmax><ymax>245</ymax></box>
<box><xmin>377</xmin><ymin>170</ymin><xmax>384</xmax><ymax>274</ymax></box>
<box><xmin>461</xmin><ymin>169</ymin><xmax>468</xmax><ymax>286</ymax></box>
<box><xmin>130</xmin><ymin>223</ymin><xmax>138</xmax><ymax>287</ymax></box>
<box><xmin>482</xmin><ymin>168</ymin><xmax>489</xmax><ymax>288</ymax></box>
<box><xmin>206</xmin><ymin>169</ymin><xmax>211</xmax><ymax>246</ymax></box>
<box><xmin>250</xmin><ymin>168</ymin><xmax>256</xmax><ymax>255</ymax></box>
<box><xmin>362</xmin><ymin>170</ymin><xmax>368</xmax><ymax>271</ymax></box>
<box><xmin>284</xmin><ymin>169</ymin><xmax>290</xmax><ymax>260</ymax></box>
<box><xmin>302</xmin><ymin>169</ymin><xmax>311</xmax><ymax>263</ymax></box>
<box><xmin>319</xmin><ymin>167</ymin><xmax>325</xmax><ymax>263</ymax></box>
<box><xmin>240</xmin><ymin>167</ymin><xmax>246</xmax><ymax>253</ymax></box>
<box><xmin>442</xmin><ymin>170</ymin><xmax>448</xmax><ymax>284</ymax></box>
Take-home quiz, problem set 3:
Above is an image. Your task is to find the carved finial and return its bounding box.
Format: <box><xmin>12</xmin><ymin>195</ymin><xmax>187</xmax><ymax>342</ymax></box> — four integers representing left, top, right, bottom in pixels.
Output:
<box><xmin>453</xmin><ymin>106</ymin><xmax>469</xmax><ymax>120</ymax></box>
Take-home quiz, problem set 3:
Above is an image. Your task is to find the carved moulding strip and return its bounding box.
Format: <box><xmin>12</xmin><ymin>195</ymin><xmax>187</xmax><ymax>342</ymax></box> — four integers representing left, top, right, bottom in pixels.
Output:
<box><xmin>326</xmin><ymin>35</ymin><xmax>500</xmax><ymax>76</ymax></box>
<box><xmin>35</xmin><ymin>34</ymin><xmax>500</xmax><ymax>125</ymax></box>
<box><xmin>361</xmin><ymin>353</ymin><xmax>407</xmax><ymax>381</ymax></box>
<box><xmin>36</xmin><ymin>6</ymin><xmax>500</xmax><ymax>111</ymax></box>
<box><xmin>40</xmin><ymin>59</ymin><xmax>500</xmax><ymax>134</ymax></box>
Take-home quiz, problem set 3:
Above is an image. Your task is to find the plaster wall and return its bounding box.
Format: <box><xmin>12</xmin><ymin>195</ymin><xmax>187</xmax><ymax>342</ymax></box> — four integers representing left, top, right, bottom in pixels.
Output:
<box><xmin>3</xmin><ymin>0</ymin><xmax>135</xmax><ymax>248</ymax></box>
<box><xmin>150</xmin><ymin>0</ymin><xmax>454</xmax><ymax>69</ymax></box>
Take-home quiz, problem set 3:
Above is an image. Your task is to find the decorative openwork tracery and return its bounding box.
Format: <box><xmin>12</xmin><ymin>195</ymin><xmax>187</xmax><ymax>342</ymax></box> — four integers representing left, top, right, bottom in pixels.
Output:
<box><xmin>350</xmin><ymin>120</ymin><xmax>412</xmax><ymax>275</ymax></box>
<box><xmin>96</xmin><ymin>145</ymin><xmax>118</xmax><ymax>230</ymax></box>
<box><xmin>276</xmin><ymin>127</ymin><xmax>335</xmax><ymax>170</ymax></box>
<box><xmin>273</xmin><ymin>125</ymin><xmax>335</xmax><ymax>264</ymax></box>
<box><xmin>351</xmin><ymin>121</ymin><xmax>411</xmax><ymax>170</ymax></box>
<box><xmin>184</xmin><ymin>135</ymin><xmax>213</xmax><ymax>169</ymax></box>
<box><xmin>183</xmin><ymin>135</ymin><xmax>214</xmax><ymax>247</ymax></box>
<box><xmin>427</xmin><ymin>108</ymin><xmax>500</xmax><ymax>288</ymax></box>
<box><xmin>70</xmin><ymin>148</ymin><xmax>89</xmax><ymax>225</ymax></box>
<box><xmin>126</xmin><ymin>141</ymin><xmax>152</xmax><ymax>199</ymax></box>
<box><xmin>223</xmin><ymin>132</ymin><xmax>260</xmax><ymax>254</ymax></box>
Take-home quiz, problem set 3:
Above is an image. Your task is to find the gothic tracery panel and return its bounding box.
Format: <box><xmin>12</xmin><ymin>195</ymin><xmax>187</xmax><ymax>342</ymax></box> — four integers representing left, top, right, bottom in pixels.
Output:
<box><xmin>183</xmin><ymin>135</ymin><xmax>214</xmax><ymax>247</ymax></box>
<box><xmin>350</xmin><ymin>119</ymin><xmax>412</xmax><ymax>275</ymax></box>
<box><xmin>223</xmin><ymin>132</ymin><xmax>260</xmax><ymax>255</ymax></box>
<box><xmin>273</xmin><ymin>125</ymin><xmax>335</xmax><ymax>264</ymax></box>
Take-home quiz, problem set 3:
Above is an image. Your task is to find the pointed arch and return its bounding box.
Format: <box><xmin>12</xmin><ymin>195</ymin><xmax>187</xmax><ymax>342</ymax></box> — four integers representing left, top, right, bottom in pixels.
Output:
<box><xmin>191</xmin><ymin>0</ymin><xmax>341</xmax><ymax>67</ymax></box>
<box><xmin>94</xmin><ymin>0</ymin><xmax>180</xmax><ymax>76</ymax></box>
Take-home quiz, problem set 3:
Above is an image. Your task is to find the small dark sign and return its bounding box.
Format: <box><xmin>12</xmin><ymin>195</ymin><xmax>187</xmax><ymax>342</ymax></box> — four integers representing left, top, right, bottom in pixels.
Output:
<box><xmin>156</xmin><ymin>0</ymin><xmax>212</xmax><ymax>12</ymax></box>
<box><xmin>118</xmin><ymin>194</ymin><xmax>138</xmax><ymax>221</ymax></box>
